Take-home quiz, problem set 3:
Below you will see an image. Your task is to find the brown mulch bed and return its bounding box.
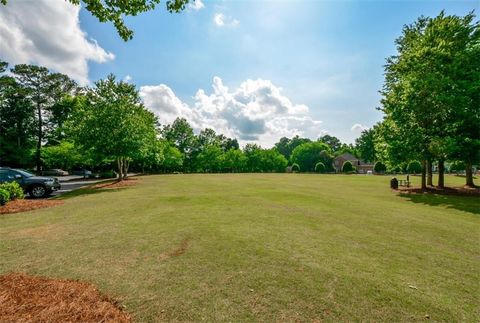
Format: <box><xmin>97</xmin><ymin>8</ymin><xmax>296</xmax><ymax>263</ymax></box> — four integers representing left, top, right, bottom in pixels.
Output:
<box><xmin>0</xmin><ymin>199</ymin><xmax>64</xmax><ymax>215</ymax></box>
<box><xmin>0</xmin><ymin>273</ymin><xmax>131</xmax><ymax>323</ymax></box>
<box><xmin>92</xmin><ymin>178</ymin><xmax>139</xmax><ymax>190</ymax></box>
<box><xmin>397</xmin><ymin>186</ymin><xmax>480</xmax><ymax>197</ymax></box>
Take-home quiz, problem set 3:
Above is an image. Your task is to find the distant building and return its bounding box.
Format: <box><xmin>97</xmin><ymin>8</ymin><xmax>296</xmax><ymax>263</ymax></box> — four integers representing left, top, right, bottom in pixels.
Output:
<box><xmin>333</xmin><ymin>153</ymin><xmax>374</xmax><ymax>173</ymax></box>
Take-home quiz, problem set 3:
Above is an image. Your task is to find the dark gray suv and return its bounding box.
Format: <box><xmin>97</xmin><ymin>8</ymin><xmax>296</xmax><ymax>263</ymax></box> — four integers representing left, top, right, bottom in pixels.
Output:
<box><xmin>0</xmin><ymin>167</ymin><xmax>61</xmax><ymax>198</ymax></box>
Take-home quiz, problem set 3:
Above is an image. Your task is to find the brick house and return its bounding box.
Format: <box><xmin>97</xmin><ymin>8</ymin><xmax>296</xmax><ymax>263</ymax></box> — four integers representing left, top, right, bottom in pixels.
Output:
<box><xmin>333</xmin><ymin>152</ymin><xmax>374</xmax><ymax>173</ymax></box>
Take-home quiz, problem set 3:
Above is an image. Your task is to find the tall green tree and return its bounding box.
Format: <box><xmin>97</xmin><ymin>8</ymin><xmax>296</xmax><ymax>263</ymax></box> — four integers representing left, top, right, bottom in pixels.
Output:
<box><xmin>318</xmin><ymin>135</ymin><xmax>342</xmax><ymax>153</ymax></box>
<box><xmin>69</xmin><ymin>75</ymin><xmax>157</xmax><ymax>180</ymax></box>
<box><xmin>10</xmin><ymin>64</ymin><xmax>77</xmax><ymax>173</ymax></box>
<box><xmin>291</xmin><ymin>142</ymin><xmax>331</xmax><ymax>172</ymax></box>
<box><xmin>380</xmin><ymin>11</ymin><xmax>479</xmax><ymax>189</ymax></box>
<box><xmin>355</xmin><ymin>127</ymin><xmax>377</xmax><ymax>163</ymax></box>
<box><xmin>0</xmin><ymin>62</ymin><xmax>36</xmax><ymax>167</ymax></box>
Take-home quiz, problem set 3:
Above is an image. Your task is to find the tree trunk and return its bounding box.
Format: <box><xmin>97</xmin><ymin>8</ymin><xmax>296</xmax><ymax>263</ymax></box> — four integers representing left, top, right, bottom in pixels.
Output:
<box><xmin>437</xmin><ymin>159</ymin><xmax>445</xmax><ymax>189</ymax></box>
<box><xmin>421</xmin><ymin>159</ymin><xmax>427</xmax><ymax>190</ymax></box>
<box><xmin>36</xmin><ymin>102</ymin><xmax>42</xmax><ymax>174</ymax></box>
<box><xmin>427</xmin><ymin>159</ymin><xmax>433</xmax><ymax>186</ymax></box>
<box><xmin>123</xmin><ymin>158</ymin><xmax>129</xmax><ymax>179</ymax></box>
<box><xmin>465</xmin><ymin>161</ymin><xmax>475</xmax><ymax>188</ymax></box>
<box><xmin>117</xmin><ymin>157</ymin><xmax>123</xmax><ymax>181</ymax></box>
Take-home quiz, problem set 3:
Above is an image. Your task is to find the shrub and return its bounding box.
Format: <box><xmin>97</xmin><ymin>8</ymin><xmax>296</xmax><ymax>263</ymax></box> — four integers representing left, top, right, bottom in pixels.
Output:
<box><xmin>291</xmin><ymin>163</ymin><xmax>300</xmax><ymax>172</ymax></box>
<box><xmin>0</xmin><ymin>182</ymin><xmax>25</xmax><ymax>200</ymax></box>
<box><xmin>315</xmin><ymin>162</ymin><xmax>325</xmax><ymax>173</ymax></box>
<box><xmin>342</xmin><ymin>161</ymin><xmax>354</xmax><ymax>173</ymax></box>
<box><xmin>0</xmin><ymin>188</ymin><xmax>11</xmax><ymax>206</ymax></box>
<box><xmin>449</xmin><ymin>161</ymin><xmax>465</xmax><ymax>173</ymax></box>
<box><xmin>373</xmin><ymin>161</ymin><xmax>387</xmax><ymax>173</ymax></box>
<box><xmin>406</xmin><ymin>160</ymin><xmax>422</xmax><ymax>174</ymax></box>
<box><xmin>99</xmin><ymin>170</ymin><xmax>117</xmax><ymax>179</ymax></box>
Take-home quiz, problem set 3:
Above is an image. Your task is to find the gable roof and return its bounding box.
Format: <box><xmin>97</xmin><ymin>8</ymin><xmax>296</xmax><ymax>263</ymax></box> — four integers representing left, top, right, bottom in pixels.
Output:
<box><xmin>335</xmin><ymin>152</ymin><xmax>358</xmax><ymax>161</ymax></box>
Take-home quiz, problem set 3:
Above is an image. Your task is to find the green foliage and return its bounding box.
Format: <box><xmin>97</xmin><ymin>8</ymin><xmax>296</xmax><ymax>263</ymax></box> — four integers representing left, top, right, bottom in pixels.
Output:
<box><xmin>318</xmin><ymin>135</ymin><xmax>342</xmax><ymax>152</ymax></box>
<box><xmin>0</xmin><ymin>188</ymin><xmax>10</xmax><ymax>206</ymax></box>
<box><xmin>291</xmin><ymin>142</ymin><xmax>331</xmax><ymax>172</ymax></box>
<box><xmin>406</xmin><ymin>161</ymin><xmax>422</xmax><ymax>174</ymax></box>
<box><xmin>162</xmin><ymin>144</ymin><xmax>183</xmax><ymax>172</ymax></box>
<box><xmin>449</xmin><ymin>161</ymin><xmax>465</xmax><ymax>172</ymax></box>
<box><xmin>42</xmin><ymin>141</ymin><xmax>82</xmax><ymax>170</ymax></box>
<box><xmin>69</xmin><ymin>75</ymin><xmax>157</xmax><ymax>178</ymax></box>
<box><xmin>195</xmin><ymin>144</ymin><xmax>223</xmax><ymax>173</ymax></box>
<box><xmin>99</xmin><ymin>170</ymin><xmax>117</xmax><ymax>179</ymax></box>
<box><xmin>373</xmin><ymin>161</ymin><xmax>387</xmax><ymax>173</ymax></box>
<box><xmin>355</xmin><ymin>127</ymin><xmax>377</xmax><ymax>163</ymax></box>
<box><xmin>0</xmin><ymin>182</ymin><xmax>24</xmax><ymax>200</ymax></box>
<box><xmin>315</xmin><ymin>162</ymin><xmax>325</xmax><ymax>173</ymax></box>
<box><xmin>291</xmin><ymin>163</ymin><xmax>300</xmax><ymax>172</ymax></box>
<box><xmin>274</xmin><ymin>136</ymin><xmax>311</xmax><ymax>161</ymax></box>
<box><xmin>222</xmin><ymin>149</ymin><xmax>247</xmax><ymax>172</ymax></box>
<box><xmin>342</xmin><ymin>161</ymin><xmax>354</xmax><ymax>173</ymax></box>
<box><xmin>379</xmin><ymin>11</ymin><xmax>479</xmax><ymax>187</ymax></box>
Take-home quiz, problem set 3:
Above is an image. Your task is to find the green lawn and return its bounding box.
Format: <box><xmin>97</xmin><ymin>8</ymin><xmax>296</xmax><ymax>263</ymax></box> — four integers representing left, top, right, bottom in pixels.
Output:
<box><xmin>1</xmin><ymin>174</ymin><xmax>479</xmax><ymax>322</ymax></box>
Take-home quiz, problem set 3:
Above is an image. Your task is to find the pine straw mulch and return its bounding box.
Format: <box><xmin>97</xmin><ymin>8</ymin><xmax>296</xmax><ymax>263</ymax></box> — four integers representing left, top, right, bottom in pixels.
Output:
<box><xmin>397</xmin><ymin>185</ymin><xmax>480</xmax><ymax>197</ymax></box>
<box><xmin>0</xmin><ymin>273</ymin><xmax>131</xmax><ymax>323</ymax></box>
<box><xmin>0</xmin><ymin>199</ymin><xmax>64</xmax><ymax>215</ymax></box>
<box><xmin>92</xmin><ymin>178</ymin><xmax>139</xmax><ymax>190</ymax></box>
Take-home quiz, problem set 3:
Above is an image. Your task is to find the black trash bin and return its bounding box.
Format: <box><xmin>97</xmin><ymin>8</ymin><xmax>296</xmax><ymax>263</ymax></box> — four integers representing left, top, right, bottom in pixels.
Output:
<box><xmin>390</xmin><ymin>177</ymin><xmax>398</xmax><ymax>189</ymax></box>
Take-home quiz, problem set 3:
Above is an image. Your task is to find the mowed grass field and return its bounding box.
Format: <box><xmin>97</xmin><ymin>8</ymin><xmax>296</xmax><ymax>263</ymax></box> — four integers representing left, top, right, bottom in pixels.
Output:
<box><xmin>1</xmin><ymin>174</ymin><xmax>479</xmax><ymax>322</ymax></box>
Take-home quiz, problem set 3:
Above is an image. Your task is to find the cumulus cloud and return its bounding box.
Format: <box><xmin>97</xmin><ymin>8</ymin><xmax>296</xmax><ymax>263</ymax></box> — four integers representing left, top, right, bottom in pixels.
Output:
<box><xmin>123</xmin><ymin>75</ymin><xmax>132</xmax><ymax>83</ymax></box>
<box><xmin>351</xmin><ymin>123</ymin><xmax>368</xmax><ymax>132</ymax></box>
<box><xmin>140</xmin><ymin>77</ymin><xmax>324</xmax><ymax>146</ymax></box>
<box><xmin>188</xmin><ymin>0</ymin><xmax>205</xmax><ymax>11</ymax></box>
<box><xmin>0</xmin><ymin>0</ymin><xmax>114</xmax><ymax>85</ymax></box>
<box><xmin>213</xmin><ymin>13</ymin><xmax>239</xmax><ymax>27</ymax></box>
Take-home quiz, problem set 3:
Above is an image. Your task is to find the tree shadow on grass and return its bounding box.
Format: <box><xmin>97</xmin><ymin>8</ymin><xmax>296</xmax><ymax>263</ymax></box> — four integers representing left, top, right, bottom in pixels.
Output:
<box><xmin>398</xmin><ymin>193</ymin><xmax>480</xmax><ymax>216</ymax></box>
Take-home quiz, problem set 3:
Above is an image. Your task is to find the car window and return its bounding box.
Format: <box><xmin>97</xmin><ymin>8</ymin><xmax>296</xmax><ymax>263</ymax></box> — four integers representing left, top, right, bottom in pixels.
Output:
<box><xmin>16</xmin><ymin>169</ymin><xmax>34</xmax><ymax>177</ymax></box>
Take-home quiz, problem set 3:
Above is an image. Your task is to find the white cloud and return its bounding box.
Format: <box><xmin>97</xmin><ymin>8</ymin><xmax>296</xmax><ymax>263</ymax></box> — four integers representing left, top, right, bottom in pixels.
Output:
<box><xmin>188</xmin><ymin>0</ymin><xmax>205</xmax><ymax>11</ymax></box>
<box><xmin>140</xmin><ymin>77</ymin><xmax>324</xmax><ymax>147</ymax></box>
<box><xmin>0</xmin><ymin>0</ymin><xmax>114</xmax><ymax>85</ymax></box>
<box><xmin>213</xmin><ymin>13</ymin><xmax>239</xmax><ymax>27</ymax></box>
<box><xmin>123</xmin><ymin>75</ymin><xmax>132</xmax><ymax>83</ymax></box>
<box><xmin>351</xmin><ymin>123</ymin><xmax>368</xmax><ymax>133</ymax></box>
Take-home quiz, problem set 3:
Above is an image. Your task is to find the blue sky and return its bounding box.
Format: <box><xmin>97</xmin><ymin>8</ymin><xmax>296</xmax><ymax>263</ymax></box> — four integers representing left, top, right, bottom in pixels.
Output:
<box><xmin>1</xmin><ymin>0</ymin><xmax>477</xmax><ymax>146</ymax></box>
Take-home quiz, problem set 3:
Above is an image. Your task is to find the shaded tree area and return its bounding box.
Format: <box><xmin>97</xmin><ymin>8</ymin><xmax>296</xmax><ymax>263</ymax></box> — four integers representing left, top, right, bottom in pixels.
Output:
<box><xmin>375</xmin><ymin>11</ymin><xmax>479</xmax><ymax>188</ymax></box>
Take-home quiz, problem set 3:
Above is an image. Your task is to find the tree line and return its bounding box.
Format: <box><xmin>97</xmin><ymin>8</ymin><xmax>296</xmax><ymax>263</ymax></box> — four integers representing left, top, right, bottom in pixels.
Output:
<box><xmin>0</xmin><ymin>12</ymin><xmax>478</xmax><ymax>186</ymax></box>
<box><xmin>0</xmin><ymin>62</ymin><xmax>361</xmax><ymax>178</ymax></box>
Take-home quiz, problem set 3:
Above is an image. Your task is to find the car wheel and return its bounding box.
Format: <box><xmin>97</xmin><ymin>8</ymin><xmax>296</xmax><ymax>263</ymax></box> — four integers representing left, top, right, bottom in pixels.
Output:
<box><xmin>29</xmin><ymin>185</ymin><xmax>47</xmax><ymax>198</ymax></box>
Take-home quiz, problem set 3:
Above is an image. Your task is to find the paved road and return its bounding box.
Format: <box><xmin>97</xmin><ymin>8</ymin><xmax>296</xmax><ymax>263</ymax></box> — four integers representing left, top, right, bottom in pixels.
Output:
<box><xmin>50</xmin><ymin>174</ymin><xmax>137</xmax><ymax>197</ymax></box>
<box><xmin>51</xmin><ymin>176</ymin><xmax>106</xmax><ymax>197</ymax></box>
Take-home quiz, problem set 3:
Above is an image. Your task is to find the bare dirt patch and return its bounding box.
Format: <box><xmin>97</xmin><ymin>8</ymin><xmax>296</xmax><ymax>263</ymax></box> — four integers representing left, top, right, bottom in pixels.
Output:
<box><xmin>397</xmin><ymin>186</ymin><xmax>480</xmax><ymax>197</ymax></box>
<box><xmin>92</xmin><ymin>178</ymin><xmax>139</xmax><ymax>190</ymax></box>
<box><xmin>0</xmin><ymin>273</ymin><xmax>130</xmax><ymax>323</ymax></box>
<box><xmin>158</xmin><ymin>239</ymin><xmax>190</xmax><ymax>261</ymax></box>
<box><xmin>0</xmin><ymin>199</ymin><xmax>63</xmax><ymax>215</ymax></box>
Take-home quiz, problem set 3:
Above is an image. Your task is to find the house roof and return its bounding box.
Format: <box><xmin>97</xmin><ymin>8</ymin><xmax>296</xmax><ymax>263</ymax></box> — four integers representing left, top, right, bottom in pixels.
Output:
<box><xmin>335</xmin><ymin>153</ymin><xmax>358</xmax><ymax>161</ymax></box>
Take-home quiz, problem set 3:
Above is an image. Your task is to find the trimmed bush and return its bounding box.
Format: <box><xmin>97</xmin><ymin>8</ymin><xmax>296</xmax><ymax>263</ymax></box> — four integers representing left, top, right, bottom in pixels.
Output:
<box><xmin>0</xmin><ymin>188</ymin><xmax>11</xmax><ymax>206</ymax></box>
<box><xmin>406</xmin><ymin>160</ymin><xmax>422</xmax><ymax>174</ymax></box>
<box><xmin>342</xmin><ymin>161</ymin><xmax>354</xmax><ymax>173</ymax></box>
<box><xmin>99</xmin><ymin>170</ymin><xmax>117</xmax><ymax>179</ymax></box>
<box><xmin>0</xmin><ymin>182</ymin><xmax>25</xmax><ymax>200</ymax></box>
<box><xmin>315</xmin><ymin>162</ymin><xmax>325</xmax><ymax>173</ymax></box>
<box><xmin>373</xmin><ymin>161</ymin><xmax>386</xmax><ymax>173</ymax></box>
<box><xmin>291</xmin><ymin>163</ymin><xmax>300</xmax><ymax>172</ymax></box>
<box><xmin>449</xmin><ymin>161</ymin><xmax>465</xmax><ymax>173</ymax></box>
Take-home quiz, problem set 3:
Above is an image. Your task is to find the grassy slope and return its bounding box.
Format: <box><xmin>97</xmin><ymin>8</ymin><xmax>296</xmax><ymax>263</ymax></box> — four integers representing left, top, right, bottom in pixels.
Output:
<box><xmin>0</xmin><ymin>174</ymin><xmax>478</xmax><ymax>322</ymax></box>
